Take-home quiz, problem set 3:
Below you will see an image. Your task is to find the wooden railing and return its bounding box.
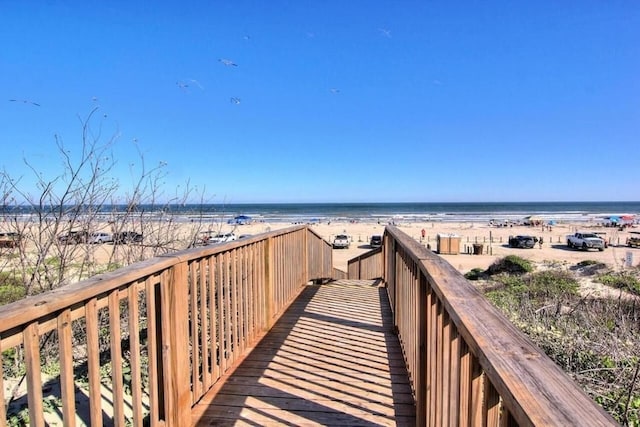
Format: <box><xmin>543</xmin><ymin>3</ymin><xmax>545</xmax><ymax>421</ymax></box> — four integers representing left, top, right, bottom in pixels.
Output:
<box><xmin>0</xmin><ymin>225</ymin><xmax>332</xmax><ymax>427</ymax></box>
<box><xmin>347</xmin><ymin>246</ymin><xmax>383</xmax><ymax>279</ymax></box>
<box><xmin>331</xmin><ymin>268</ymin><xmax>348</xmax><ymax>280</ymax></box>
<box><xmin>382</xmin><ymin>225</ymin><xmax>616</xmax><ymax>426</ymax></box>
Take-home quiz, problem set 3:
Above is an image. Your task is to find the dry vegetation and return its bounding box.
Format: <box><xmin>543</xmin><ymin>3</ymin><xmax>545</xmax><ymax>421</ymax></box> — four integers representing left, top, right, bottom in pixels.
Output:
<box><xmin>467</xmin><ymin>255</ymin><xmax>640</xmax><ymax>425</ymax></box>
<box><xmin>0</xmin><ymin>109</ymin><xmax>223</xmax><ymax>305</ymax></box>
<box><xmin>0</xmin><ymin>110</ymin><xmax>221</xmax><ymax>424</ymax></box>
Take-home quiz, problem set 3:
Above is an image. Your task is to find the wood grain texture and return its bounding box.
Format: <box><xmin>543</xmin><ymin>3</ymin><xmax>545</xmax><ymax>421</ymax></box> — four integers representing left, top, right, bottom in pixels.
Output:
<box><xmin>192</xmin><ymin>280</ymin><xmax>415</xmax><ymax>426</ymax></box>
<box><xmin>384</xmin><ymin>225</ymin><xmax>618</xmax><ymax>426</ymax></box>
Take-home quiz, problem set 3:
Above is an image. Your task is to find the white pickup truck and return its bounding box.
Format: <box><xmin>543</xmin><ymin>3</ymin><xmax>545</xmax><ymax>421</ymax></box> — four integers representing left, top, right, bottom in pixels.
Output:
<box><xmin>566</xmin><ymin>232</ymin><xmax>605</xmax><ymax>251</ymax></box>
<box><xmin>332</xmin><ymin>234</ymin><xmax>350</xmax><ymax>249</ymax></box>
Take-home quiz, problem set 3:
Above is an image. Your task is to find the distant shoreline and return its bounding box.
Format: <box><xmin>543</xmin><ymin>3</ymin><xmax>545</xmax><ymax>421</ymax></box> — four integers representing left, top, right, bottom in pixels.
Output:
<box><xmin>1</xmin><ymin>201</ymin><xmax>638</xmax><ymax>225</ymax></box>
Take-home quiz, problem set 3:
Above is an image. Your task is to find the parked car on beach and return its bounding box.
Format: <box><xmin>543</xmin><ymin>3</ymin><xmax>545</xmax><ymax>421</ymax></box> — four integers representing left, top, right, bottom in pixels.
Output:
<box><xmin>208</xmin><ymin>232</ymin><xmax>237</xmax><ymax>244</ymax></box>
<box><xmin>0</xmin><ymin>232</ymin><xmax>22</xmax><ymax>248</ymax></box>
<box><xmin>567</xmin><ymin>232</ymin><xmax>605</xmax><ymax>251</ymax></box>
<box><xmin>113</xmin><ymin>231</ymin><xmax>143</xmax><ymax>244</ymax></box>
<box><xmin>508</xmin><ymin>235</ymin><xmax>537</xmax><ymax>249</ymax></box>
<box><xmin>627</xmin><ymin>232</ymin><xmax>640</xmax><ymax>248</ymax></box>
<box><xmin>370</xmin><ymin>235</ymin><xmax>382</xmax><ymax>248</ymax></box>
<box><xmin>87</xmin><ymin>232</ymin><xmax>113</xmax><ymax>244</ymax></box>
<box><xmin>333</xmin><ymin>234</ymin><xmax>350</xmax><ymax>249</ymax></box>
<box><xmin>58</xmin><ymin>231</ymin><xmax>88</xmax><ymax>244</ymax></box>
<box><xmin>594</xmin><ymin>232</ymin><xmax>609</xmax><ymax>248</ymax></box>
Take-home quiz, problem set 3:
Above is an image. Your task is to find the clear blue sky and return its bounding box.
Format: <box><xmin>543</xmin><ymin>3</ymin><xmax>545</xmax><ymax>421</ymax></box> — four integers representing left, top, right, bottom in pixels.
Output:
<box><xmin>1</xmin><ymin>1</ymin><xmax>638</xmax><ymax>203</ymax></box>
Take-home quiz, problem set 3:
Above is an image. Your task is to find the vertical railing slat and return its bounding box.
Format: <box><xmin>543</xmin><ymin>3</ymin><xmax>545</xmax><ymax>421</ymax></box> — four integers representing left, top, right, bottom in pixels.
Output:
<box><xmin>200</xmin><ymin>258</ymin><xmax>210</xmax><ymax>390</ymax></box>
<box><xmin>240</xmin><ymin>246</ymin><xmax>248</xmax><ymax>354</ymax></box>
<box><xmin>163</xmin><ymin>261</ymin><xmax>191</xmax><ymax>426</ymax></box>
<box><xmin>246</xmin><ymin>245</ymin><xmax>253</xmax><ymax>344</ymax></box>
<box><xmin>470</xmin><ymin>355</ymin><xmax>483</xmax><ymax>425</ymax></box>
<box><xmin>217</xmin><ymin>253</ymin><xmax>226</xmax><ymax>373</ymax></box>
<box><xmin>441</xmin><ymin>311</ymin><xmax>451</xmax><ymax>427</ymax></box>
<box><xmin>189</xmin><ymin>261</ymin><xmax>201</xmax><ymax>401</ymax></box>
<box><xmin>109</xmin><ymin>290</ymin><xmax>125</xmax><ymax>426</ymax></box>
<box><xmin>224</xmin><ymin>252</ymin><xmax>232</xmax><ymax>370</ymax></box>
<box><xmin>208</xmin><ymin>256</ymin><xmax>219</xmax><ymax>382</ymax></box>
<box><xmin>57</xmin><ymin>309</ymin><xmax>76</xmax><ymax>427</ymax></box>
<box><xmin>231</xmin><ymin>248</ymin><xmax>238</xmax><ymax>364</ymax></box>
<box><xmin>145</xmin><ymin>277</ymin><xmax>161</xmax><ymax>426</ymax></box>
<box><xmin>265</xmin><ymin>236</ymin><xmax>274</xmax><ymax>330</ymax></box>
<box><xmin>428</xmin><ymin>288</ymin><xmax>438</xmax><ymax>426</ymax></box>
<box><xmin>0</xmin><ymin>347</ymin><xmax>5</xmax><ymax>427</ymax></box>
<box><xmin>417</xmin><ymin>274</ymin><xmax>427</xmax><ymax>426</ymax></box>
<box><xmin>484</xmin><ymin>379</ymin><xmax>501</xmax><ymax>426</ymax></box>
<box><xmin>128</xmin><ymin>284</ymin><xmax>143</xmax><ymax>426</ymax></box>
<box><xmin>24</xmin><ymin>322</ymin><xmax>44</xmax><ymax>427</ymax></box>
<box><xmin>448</xmin><ymin>327</ymin><xmax>461</xmax><ymax>427</ymax></box>
<box><xmin>458</xmin><ymin>341</ymin><xmax>471</xmax><ymax>425</ymax></box>
<box><xmin>0</xmin><ymin>337</ymin><xmax>5</xmax><ymax>427</ymax></box>
<box><xmin>86</xmin><ymin>297</ymin><xmax>103</xmax><ymax>427</ymax></box>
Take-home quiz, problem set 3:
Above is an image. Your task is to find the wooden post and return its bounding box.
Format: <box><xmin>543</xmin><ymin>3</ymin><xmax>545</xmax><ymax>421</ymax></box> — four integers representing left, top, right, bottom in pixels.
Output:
<box><xmin>264</xmin><ymin>236</ymin><xmax>275</xmax><ymax>330</ymax></box>
<box><xmin>24</xmin><ymin>322</ymin><xmax>44</xmax><ymax>427</ymax></box>
<box><xmin>416</xmin><ymin>274</ymin><xmax>427</xmax><ymax>426</ymax></box>
<box><xmin>162</xmin><ymin>261</ymin><xmax>191</xmax><ymax>426</ymax></box>
<box><xmin>303</xmin><ymin>228</ymin><xmax>309</xmax><ymax>283</ymax></box>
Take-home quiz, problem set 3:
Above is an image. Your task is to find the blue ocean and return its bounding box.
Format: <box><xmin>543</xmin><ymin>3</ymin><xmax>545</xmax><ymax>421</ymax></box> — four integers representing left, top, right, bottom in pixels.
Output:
<box><xmin>145</xmin><ymin>201</ymin><xmax>639</xmax><ymax>224</ymax></box>
<box><xmin>5</xmin><ymin>201</ymin><xmax>639</xmax><ymax>225</ymax></box>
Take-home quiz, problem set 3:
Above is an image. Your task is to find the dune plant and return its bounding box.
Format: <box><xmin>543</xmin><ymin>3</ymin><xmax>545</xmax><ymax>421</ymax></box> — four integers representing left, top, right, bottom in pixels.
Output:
<box><xmin>597</xmin><ymin>271</ymin><xmax>640</xmax><ymax>295</ymax></box>
<box><xmin>480</xmin><ymin>260</ymin><xmax>640</xmax><ymax>424</ymax></box>
<box><xmin>485</xmin><ymin>254</ymin><xmax>534</xmax><ymax>276</ymax></box>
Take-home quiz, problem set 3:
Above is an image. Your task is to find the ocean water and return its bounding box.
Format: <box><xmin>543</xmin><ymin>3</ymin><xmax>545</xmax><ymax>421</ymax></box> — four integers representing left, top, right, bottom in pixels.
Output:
<box><xmin>135</xmin><ymin>201</ymin><xmax>640</xmax><ymax>224</ymax></box>
<box><xmin>4</xmin><ymin>201</ymin><xmax>639</xmax><ymax>225</ymax></box>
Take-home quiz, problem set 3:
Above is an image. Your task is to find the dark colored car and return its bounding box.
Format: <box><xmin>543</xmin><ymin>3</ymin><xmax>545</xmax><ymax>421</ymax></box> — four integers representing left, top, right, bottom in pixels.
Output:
<box><xmin>508</xmin><ymin>235</ymin><xmax>537</xmax><ymax>249</ymax></box>
<box><xmin>370</xmin><ymin>235</ymin><xmax>382</xmax><ymax>248</ymax></box>
<box><xmin>0</xmin><ymin>232</ymin><xmax>22</xmax><ymax>248</ymax></box>
<box><xmin>114</xmin><ymin>231</ymin><xmax>143</xmax><ymax>244</ymax></box>
<box><xmin>627</xmin><ymin>232</ymin><xmax>640</xmax><ymax>248</ymax></box>
<box><xmin>58</xmin><ymin>231</ymin><xmax>89</xmax><ymax>244</ymax></box>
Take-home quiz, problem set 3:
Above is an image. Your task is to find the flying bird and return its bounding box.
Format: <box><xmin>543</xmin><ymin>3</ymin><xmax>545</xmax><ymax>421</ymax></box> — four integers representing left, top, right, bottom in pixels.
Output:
<box><xmin>219</xmin><ymin>58</ymin><xmax>238</xmax><ymax>66</ymax></box>
<box><xmin>378</xmin><ymin>28</ymin><xmax>392</xmax><ymax>38</ymax></box>
<box><xmin>176</xmin><ymin>79</ymin><xmax>203</xmax><ymax>92</ymax></box>
<box><xmin>230</xmin><ymin>97</ymin><xmax>241</xmax><ymax>104</ymax></box>
<box><xmin>9</xmin><ymin>99</ymin><xmax>40</xmax><ymax>106</ymax></box>
<box><xmin>330</xmin><ymin>88</ymin><xmax>340</xmax><ymax>94</ymax></box>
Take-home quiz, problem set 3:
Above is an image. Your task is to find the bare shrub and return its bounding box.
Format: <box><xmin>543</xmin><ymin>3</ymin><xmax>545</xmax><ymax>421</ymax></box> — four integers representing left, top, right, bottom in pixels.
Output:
<box><xmin>0</xmin><ymin>108</ymin><xmax>218</xmax><ymax>301</ymax></box>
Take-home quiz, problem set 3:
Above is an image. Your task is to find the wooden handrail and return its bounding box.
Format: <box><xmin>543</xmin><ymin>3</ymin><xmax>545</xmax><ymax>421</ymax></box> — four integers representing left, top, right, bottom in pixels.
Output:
<box><xmin>0</xmin><ymin>225</ymin><xmax>332</xmax><ymax>426</ymax></box>
<box><xmin>382</xmin><ymin>225</ymin><xmax>616</xmax><ymax>426</ymax></box>
<box><xmin>347</xmin><ymin>246</ymin><xmax>383</xmax><ymax>279</ymax></box>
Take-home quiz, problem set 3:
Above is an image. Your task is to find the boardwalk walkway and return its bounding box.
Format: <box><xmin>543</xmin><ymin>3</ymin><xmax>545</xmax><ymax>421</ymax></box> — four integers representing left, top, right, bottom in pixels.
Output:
<box><xmin>192</xmin><ymin>279</ymin><xmax>416</xmax><ymax>426</ymax></box>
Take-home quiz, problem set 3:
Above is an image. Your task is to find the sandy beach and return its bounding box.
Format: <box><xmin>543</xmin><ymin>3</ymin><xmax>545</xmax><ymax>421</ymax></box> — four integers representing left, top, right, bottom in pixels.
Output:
<box><xmin>224</xmin><ymin>219</ymin><xmax>639</xmax><ymax>274</ymax></box>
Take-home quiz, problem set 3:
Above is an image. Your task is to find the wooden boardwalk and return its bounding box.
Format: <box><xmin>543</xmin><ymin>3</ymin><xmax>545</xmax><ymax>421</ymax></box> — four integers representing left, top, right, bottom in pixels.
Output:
<box><xmin>192</xmin><ymin>279</ymin><xmax>416</xmax><ymax>426</ymax></box>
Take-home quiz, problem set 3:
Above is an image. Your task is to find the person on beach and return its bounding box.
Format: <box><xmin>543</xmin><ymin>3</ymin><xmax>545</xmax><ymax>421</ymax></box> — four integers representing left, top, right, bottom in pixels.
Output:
<box><xmin>539</xmin><ymin>236</ymin><xmax>543</xmax><ymax>249</ymax></box>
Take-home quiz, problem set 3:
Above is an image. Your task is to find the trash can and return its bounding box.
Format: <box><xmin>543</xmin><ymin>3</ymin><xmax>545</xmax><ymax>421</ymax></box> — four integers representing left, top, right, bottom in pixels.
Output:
<box><xmin>472</xmin><ymin>243</ymin><xmax>483</xmax><ymax>255</ymax></box>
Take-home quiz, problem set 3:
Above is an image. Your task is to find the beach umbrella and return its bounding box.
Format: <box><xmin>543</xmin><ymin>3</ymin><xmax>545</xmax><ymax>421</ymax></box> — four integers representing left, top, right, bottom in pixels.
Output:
<box><xmin>233</xmin><ymin>215</ymin><xmax>252</xmax><ymax>225</ymax></box>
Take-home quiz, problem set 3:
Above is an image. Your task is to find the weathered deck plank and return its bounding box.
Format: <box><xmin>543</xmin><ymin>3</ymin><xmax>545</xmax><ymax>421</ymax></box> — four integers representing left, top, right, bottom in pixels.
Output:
<box><xmin>192</xmin><ymin>279</ymin><xmax>416</xmax><ymax>426</ymax></box>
